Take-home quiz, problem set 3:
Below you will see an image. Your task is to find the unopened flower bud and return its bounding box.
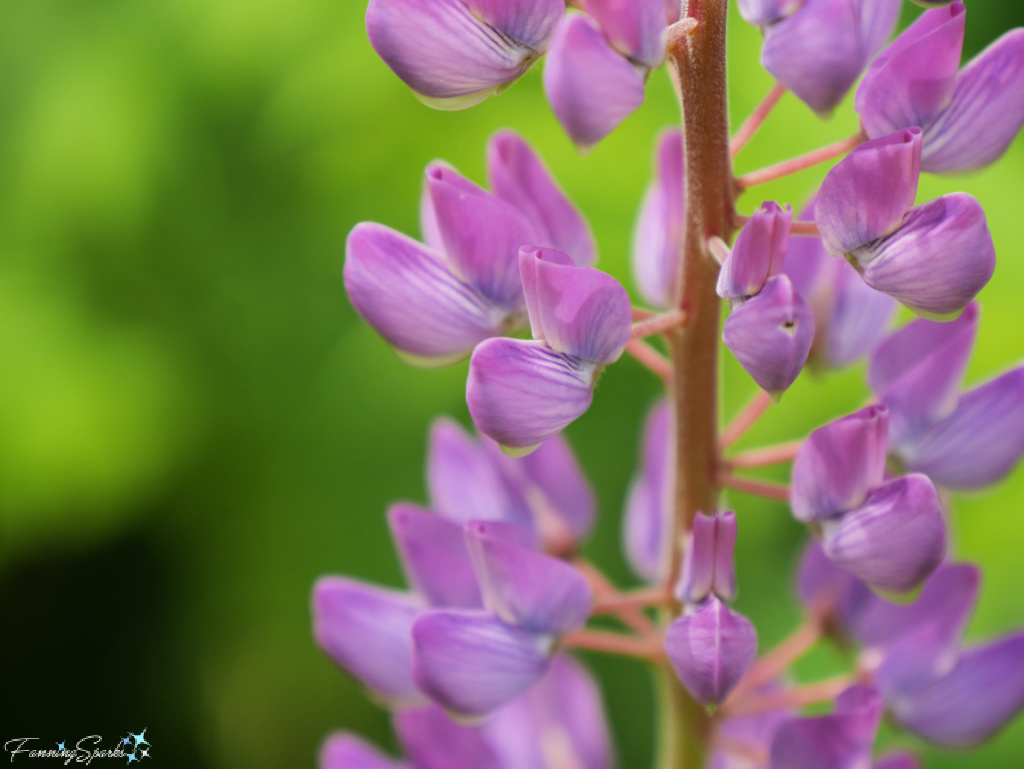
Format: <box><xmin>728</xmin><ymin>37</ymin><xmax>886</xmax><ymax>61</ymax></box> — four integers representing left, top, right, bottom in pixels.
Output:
<box><xmin>717</xmin><ymin>202</ymin><xmax>792</xmax><ymax>301</ymax></box>
<box><xmin>677</xmin><ymin>510</ymin><xmax>738</xmax><ymax>604</ymax></box>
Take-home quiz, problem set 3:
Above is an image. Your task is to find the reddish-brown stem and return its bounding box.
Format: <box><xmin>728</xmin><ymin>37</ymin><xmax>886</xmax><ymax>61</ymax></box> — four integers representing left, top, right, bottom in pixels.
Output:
<box><xmin>593</xmin><ymin>587</ymin><xmax>674</xmax><ymax>614</ymax></box>
<box><xmin>726</xmin><ymin>618</ymin><xmax>822</xmax><ymax>702</ymax></box>
<box><xmin>633</xmin><ymin>306</ymin><xmax>657</xmax><ymax>321</ymax></box>
<box><xmin>575</xmin><ymin>560</ymin><xmax>658</xmax><ymax>635</ymax></box>
<box><xmin>720</xmin><ymin>390</ymin><xmax>774</xmax><ymax>448</ymax></box>
<box><xmin>632</xmin><ymin>310</ymin><xmax>688</xmax><ymax>339</ymax></box>
<box><xmin>791</xmin><ymin>221</ymin><xmax>821</xmax><ymax>236</ymax></box>
<box><xmin>626</xmin><ymin>340</ymin><xmax>673</xmax><ymax>383</ymax></box>
<box><xmin>730</xmin><ymin>82</ymin><xmax>787</xmax><ymax>158</ymax></box>
<box><xmin>720</xmin><ymin>473</ymin><xmax>792</xmax><ymax>503</ymax></box>
<box><xmin>734</xmin><ymin>133</ymin><xmax>865</xmax><ymax>190</ymax></box>
<box><xmin>562</xmin><ymin>629</ymin><xmax>664</xmax><ymax>660</ymax></box>
<box><xmin>721</xmin><ymin>675</ymin><xmax>856</xmax><ymax>718</ymax></box>
<box><xmin>725</xmin><ymin>440</ymin><xmax>804</xmax><ymax>469</ymax></box>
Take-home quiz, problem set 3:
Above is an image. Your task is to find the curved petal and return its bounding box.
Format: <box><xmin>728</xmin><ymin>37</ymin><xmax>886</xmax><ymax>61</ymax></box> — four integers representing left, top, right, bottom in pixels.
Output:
<box><xmin>738</xmin><ymin>0</ymin><xmax>802</xmax><ymax>26</ymax></box>
<box><xmin>632</xmin><ymin>129</ymin><xmax>684</xmax><ymax>309</ymax></box>
<box><xmin>411</xmin><ymin>610</ymin><xmax>551</xmax><ymax>717</ymax></box>
<box><xmin>768</xmin><ymin>686</ymin><xmax>883</xmax><ymax>769</ymax></box>
<box><xmin>821</xmin><ymin>259</ymin><xmax>899</xmax><ymax>368</ymax></box>
<box><xmin>796</xmin><ymin>539</ymin><xmax>856</xmax><ymax>620</ymax></box>
<box><xmin>311</xmin><ymin>577</ymin><xmax>424</xmax><ymax>707</ymax></box>
<box><xmin>624</xmin><ymin>398</ymin><xmax>672</xmax><ymax>582</ymax></box>
<box><xmin>320</xmin><ymin>734</ymin><xmax>410</xmax><ymax>769</ymax></box>
<box><xmin>395</xmin><ymin>706</ymin><xmax>502</xmax><ymax>769</ymax></box>
<box><xmin>543</xmin><ymin>14</ymin><xmax>647</xmax><ymax>149</ymax></box>
<box><xmin>345</xmin><ymin>223</ymin><xmax>509</xmax><ymax>365</ymax></box>
<box><xmin>584</xmin><ymin>0</ymin><xmax>667</xmax><ymax>69</ymax></box>
<box><xmin>677</xmin><ymin>510</ymin><xmax>738</xmax><ymax>604</ymax></box>
<box><xmin>487</xmin><ymin>130</ymin><xmax>596</xmax><ymax>266</ymax></box>
<box><xmin>717</xmin><ymin>202</ymin><xmax>792</xmax><ymax>300</ymax></box>
<box><xmin>467</xmin><ymin>338</ymin><xmax>598</xmax><ymax>452</ymax></box>
<box><xmin>821</xmin><ymin>474</ymin><xmax>946</xmax><ymax>595</ymax></box>
<box><xmin>900</xmin><ymin>365</ymin><xmax>1024</xmax><ymax>490</ymax></box>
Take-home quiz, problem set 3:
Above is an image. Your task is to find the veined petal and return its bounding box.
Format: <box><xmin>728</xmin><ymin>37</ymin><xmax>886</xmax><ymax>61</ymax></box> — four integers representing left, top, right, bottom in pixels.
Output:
<box><xmin>388</xmin><ymin>504</ymin><xmax>482</xmax><ymax>608</ymax></box>
<box><xmin>320</xmin><ymin>734</ymin><xmax>410</xmax><ymax>769</ymax></box>
<box><xmin>855</xmin><ymin>193</ymin><xmax>995</xmax><ymax>319</ymax></box>
<box><xmin>632</xmin><ymin>129</ymin><xmax>684</xmax><ymax>309</ymax></box>
<box><xmin>796</xmin><ymin>538</ymin><xmax>856</xmax><ymax>620</ymax></box>
<box><xmin>922</xmin><ymin>29</ymin><xmax>1024</xmax><ymax>173</ymax></box>
<box><xmin>345</xmin><ymin>223</ymin><xmax>510</xmax><ymax>365</ymax></box>
<box><xmin>426</xmin><ymin>417</ymin><xmax>536</xmax><ymax>533</ymax></box>
<box><xmin>543</xmin><ymin>13</ymin><xmax>647</xmax><ymax>149</ymax></box>
<box><xmin>868</xmin><ymin>304</ymin><xmax>978</xmax><ymax>449</ymax></box>
<box><xmin>395</xmin><ymin>706</ymin><xmax>502</xmax><ymax>769</ymax></box>
<box><xmin>311</xmin><ymin>577</ymin><xmax>424</xmax><ymax>707</ymax></box>
<box><xmin>666</xmin><ymin>598</ymin><xmax>758</xmax><ymax>706</ymax></box>
<box><xmin>892</xmin><ymin>632</ymin><xmax>1024</xmax><ymax>747</ymax></box>
<box><xmin>465</xmin><ymin>520</ymin><xmax>592</xmax><ymax>635</ymax></box>
<box><xmin>821</xmin><ymin>474</ymin><xmax>946</xmax><ymax>595</ymax></box>
<box><xmin>366</xmin><ymin>0</ymin><xmax>563</xmax><ymax>109</ymax></box>
<box><xmin>678</xmin><ymin>510</ymin><xmax>738</xmax><ymax>604</ymax></box>
<box><xmin>584</xmin><ymin>0</ymin><xmax>668</xmax><ymax>69</ymax></box>
<box><xmin>717</xmin><ymin>202</ymin><xmax>792</xmax><ymax>300</ymax></box>
<box><xmin>900</xmin><ymin>365</ymin><xmax>1024</xmax><ymax>490</ymax></box>
<box><xmin>487</xmin><ymin>130</ymin><xmax>597</xmax><ymax>266</ymax></box>
<box><xmin>467</xmin><ymin>338</ymin><xmax>598</xmax><ymax>452</ymax></box>
<box><xmin>624</xmin><ymin>398</ymin><xmax>672</xmax><ymax>582</ymax></box>
<box><xmin>518</xmin><ymin>247</ymin><xmax>632</xmax><ymax>363</ymax></box>
<box><xmin>821</xmin><ymin>258</ymin><xmax>898</xmax><ymax>368</ymax></box>
<box><xmin>738</xmin><ymin>0</ymin><xmax>802</xmax><ymax>26</ymax></box>
<box><xmin>768</xmin><ymin>686</ymin><xmax>883</xmax><ymax>769</ymax></box>
<box><xmin>411</xmin><ymin>609</ymin><xmax>551</xmax><ymax>717</ymax></box>
<box><xmin>816</xmin><ymin>128</ymin><xmax>921</xmax><ymax>257</ymax></box>
<box><xmin>856</xmin><ymin>4</ymin><xmax>965</xmax><ymax>139</ymax></box>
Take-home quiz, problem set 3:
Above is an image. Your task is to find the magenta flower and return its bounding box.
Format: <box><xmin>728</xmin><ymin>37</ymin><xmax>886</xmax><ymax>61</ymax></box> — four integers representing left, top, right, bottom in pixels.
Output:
<box><xmin>768</xmin><ymin>686</ymin><xmax>883</xmax><ymax>769</ymax></box>
<box><xmin>717</xmin><ymin>202</ymin><xmax>792</xmax><ymax>302</ymax></box>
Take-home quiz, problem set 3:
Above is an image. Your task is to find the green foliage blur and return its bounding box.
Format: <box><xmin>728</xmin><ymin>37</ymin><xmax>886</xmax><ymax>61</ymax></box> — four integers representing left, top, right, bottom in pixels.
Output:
<box><xmin>2</xmin><ymin>1</ymin><xmax>1023</xmax><ymax>767</ymax></box>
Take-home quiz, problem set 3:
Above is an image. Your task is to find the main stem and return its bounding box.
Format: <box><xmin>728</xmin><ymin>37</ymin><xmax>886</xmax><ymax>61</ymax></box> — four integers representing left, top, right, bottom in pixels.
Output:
<box><xmin>659</xmin><ymin>1</ymin><xmax>735</xmax><ymax>767</ymax></box>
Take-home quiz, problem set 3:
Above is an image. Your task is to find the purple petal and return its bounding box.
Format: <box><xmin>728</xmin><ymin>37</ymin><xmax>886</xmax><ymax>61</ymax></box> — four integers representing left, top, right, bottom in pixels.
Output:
<box><xmin>821</xmin><ymin>474</ymin><xmax>946</xmax><ymax>594</ymax></box>
<box><xmin>717</xmin><ymin>202</ymin><xmax>792</xmax><ymax>300</ymax></box>
<box><xmin>624</xmin><ymin>398</ymin><xmax>672</xmax><ymax>582</ymax></box>
<box><xmin>312</xmin><ymin>577</ymin><xmax>424</xmax><ymax>707</ymax></box>
<box><xmin>900</xmin><ymin>365</ymin><xmax>1024</xmax><ymax>490</ymax></box>
<box><xmin>583</xmin><ymin>0</ymin><xmax>667</xmax><ymax>69</ymax></box>
<box><xmin>543</xmin><ymin>14</ymin><xmax>647</xmax><ymax>149</ymax></box>
<box><xmin>320</xmin><ymin>734</ymin><xmax>409</xmax><ymax>769</ymax></box>
<box><xmin>791</xmin><ymin>404</ymin><xmax>890</xmax><ymax>523</ymax></box>
<box><xmin>873</xmin><ymin>754</ymin><xmax>920</xmax><ymax>769</ymax></box>
<box><xmin>856</xmin><ymin>4</ymin><xmax>965</xmax><ymax>139</ymax></box>
<box><xmin>738</xmin><ymin>0</ymin><xmax>802</xmax><ymax>26</ymax></box>
<box><xmin>467</xmin><ymin>338</ymin><xmax>598</xmax><ymax>452</ymax></box>
<box><xmin>426</xmin><ymin>417</ymin><xmax>536</xmax><ymax>532</ymax></box>
<box><xmin>395</xmin><ymin>706</ymin><xmax>502</xmax><ymax>769</ymax></box>
<box><xmin>723</xmin><ymin>275</ymin><xmax>815</xmax><ymax>398</ymax></box>
<box><xmin>678</xmin><ymin>510</ymin><xmax>738</xmax><ymax>604</ymax></box>
<box><xmin>868</xmin><ymin>304</ymin><xmax>978</xmax><ymax>449</ymax></box>
<box><xmin>465</xmin><ymin>520</ymin><xmax>592</xmax><ymax>635</ymax></box>
<box><xmin>711</xmin><ymin>701</ymin><xmax>791</xmax><ymax>769</ymax></box>
<box><xmin>768</xmin><ymin>686</ymin><xmax>883</xmax><ymax>769</ymax></box>
<box><xmin>821</xmin><ymin>259</ymin><xmax>899</xmax><ymax>368</ymax></box>
<box><xmin>518</xmin><ymin>247</ymin><xmax>632</xmax><ymax>364</ymax></box>
<box><xmin>854</xmin><ymin>193</ymin><xmax>995</xmax><ymax>319</ymax></box>
<box><xmin>428</xmin><ymin>166</ymin><xmax>540</xmax><ymax>312</ymax></box>
<box><xmin>796</xmin><ymin>538</ymin><xmax>856</xmax><ymax>621</ymax></box>
<box><xmin>666</xmin><ymin>598</ymin><xmax>758</xmax><ymax>706</ymax></box>
<box><xmin>366</xmin><ymin>0</ymin><xmax>563</xmax><ymax>109</ymax></box>
<box><xmin>892</xmin><ymin>632</ymin><xmax>1024</xmax><ymax>747</ymax></box>
<box><xmin>345</xmin><ymin>223</ymin><xmax>509</xmax><ymax>366</ymax></box>
<box><xmin>816</xmin><ymin>128</ymin><xmax>921</xmax><ymax>257</ymax></box>
<box><xmin>411</xmin><ymin>609</ymin><xmax>551</xmax><ymax>716</ymax></box>
<box><xmin>632</xmin><ymin>129</ymin><xmax>684</xmax><ymax>309</ymax></box>
<box><xmin>388</xmin><ymin>504</ymin><xmax>482</xmax><ymax>608</ymax></box>
<box><xmin>922</xmin><ymin>28</ymin><xmax>1024</xmax><ymax>173</ymax></box>
<box><xmin>487</xmin><ymin>131</ymin><xmax>597</xmax><ymax>266</ymax></box>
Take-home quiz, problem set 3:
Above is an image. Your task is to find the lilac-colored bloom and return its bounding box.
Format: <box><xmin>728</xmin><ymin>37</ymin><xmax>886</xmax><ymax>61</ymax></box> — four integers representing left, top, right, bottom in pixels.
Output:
<box><xmin>395</xmin><ymin>706</ymin><xmax>503</xmax><ymax>769</ymax></box>
<box><xmin>583</xmin><ymin>0</ymin><xmax>668</xmax><ymax>70</ymax></box>
<box><xmin>820</xmin><ymin>474</ymin><xmax>946</xmax><ymax>595</ymax></box>
<box><xmin>760</xmin><ymin>0</ymin><xmax>900</xmax><ymax>115</ymax></box>
<box><xmin>677</xmin><ymin>510</ymin><xmax>738</xmax><ymax>604</ymax></box>
<box><xmin>768</xmin><ymin>686</ymin><xmax>883</xmax><ymax>769</ymax></box>
<box><xmin>543</xmin><ymin>14</ymin><xmax>648</xmax><ymax>149</ymax></box>
<box><xmin>666</xmin><ymin>597</ymin><xmax>758</xmax><ymax>706</ymax></box>
<box><xmin>738</xmin><ymin>0</ymin><xmax>800</xmax><ymax>26</ymax></box>
<box><xmin>467</xmin><ymin>247</ymin><xmax>631</xmax><ymax>451</ymax></box>
<box><xmin>796</xmin><ymin>539</ymin><xmax>856</xmax><ymax>623</ymax></box>
<box><xmin>710</xmin><ymin>702</ymin><xmax>791</xmax><ymax>769</ymax></box>
<box><xmin>791</xmin><ymin>405</ymin><xmax>889</xmax><ymax>523</ymax></box>
<box><xmin>624</xmin><ymin>399</ymin><xmax>671</xmax><ymax>582</ymax></box>
<box><xmin>633</xmin><ymin>130</ymin><xmax>684</xmax><ymax>309</ymax></box>
<box><xmin>717</xmin><ymin>202</ymin><xmax>792</xmax><ymax>301</ymax></box>
<box><xmin>320</xmin><ymin>734</ymin><xmax>410</xmax><ymax>769</ymax></box>
<box><xmin>366</xmin><ymin>0</ymin><xmax>564</xmax><ymax>110</ymax></box>
<box><xmin>312</xmin><ymin>577</ymin><xmax>425</xmax><ymax>707</ymax></box>
<box><xmin>857</xmin><ymin>5</ymin><xmax>1024</xmax><ymax>172</ymax></box>
<box><xmin>722</xmin><ymin>275</ymin><xmax>815</xmax><ymax>398</ymax></box>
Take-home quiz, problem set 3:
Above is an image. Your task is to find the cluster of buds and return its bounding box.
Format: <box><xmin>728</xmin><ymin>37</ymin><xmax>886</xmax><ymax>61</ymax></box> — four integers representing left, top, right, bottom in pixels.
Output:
<box><xmin>322</xmin><ymin>0</ymin><xmax>1024</xmax><ymax>767</ymax></box>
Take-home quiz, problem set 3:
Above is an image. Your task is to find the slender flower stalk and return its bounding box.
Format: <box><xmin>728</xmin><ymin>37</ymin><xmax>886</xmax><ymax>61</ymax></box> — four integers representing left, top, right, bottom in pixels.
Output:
<box><xmin>632</xmin><ymin>309</ymin><xmax>688</xmax><ymax>339</ymax></box>
<box><xmin>731</xmin><ymin>82</ymin><xmax>788</xmax><ymax>157</ymax></box>
<box><xmin>735</xmin><ymin>133</ymin><xmax>866</xmax><ymax>190</ymax></box>
<box><xmin>721</xmin><ymin>674</ymin><xmax>859</xmax><ymax>717</ymax></box>
<box><xmin>562</xmin><ymin>628</ymin><xmax>665</xmax><ymax>659</ymax></box>
<box><xmin>727</xmin><ymin>618</ymin><xmax>822</xmax><ymax>701</ymax></box>
<box><xmin>721</xmin><ymin>390</ymin><xmax>775</xmax><ymax>447</ymax></box>
<box><xmin>725</xmin><ymin>440</ymin><xmax>805</xmax><ymax>469</ymax></box>
<box><xmin>720</xmin><ymin>473</ymin><xmax>793</xmax><ymax>502</ymax></box>
<box><xmin>626</xmin><ymin>339</ymin><xmax>674</xmax><ymax>382</ymax></box>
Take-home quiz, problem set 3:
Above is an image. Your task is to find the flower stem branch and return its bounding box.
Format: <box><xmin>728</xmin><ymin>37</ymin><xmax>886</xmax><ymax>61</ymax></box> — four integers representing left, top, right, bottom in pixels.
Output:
<box><xmin>626</xmin><ymin>340</ymin><xmax>673</xmax><ymax>383</ymax></box>
<box><xmin>734</xmin><ymin>133</ymin><xmax>865</xmax><ymax>190</ymax></box>
<box><xmin>725</xmin><ymin>440</ymin><xmax>804</xmax><ymax>469</ymax></box>
<box><xmin>726</xmin><ymin>618</ymin><xmax>822</xmax><ymax>703</ymax></box>
<box><xmin>632</xmin><ymin>310</ymin><xmax>688</xmax><ymax>339</ymax></box>
<box><xmin>562</xmin><ymin>629</ymin><xmax>664</xmax><ymax>660</ymax></box>
<box><xmin>593</xmin><ymin>587</ymin><xmax>674</xmax><ymax>614</ymax></box>
<box><xmin>720</xmin><ymin>473</ymin><xmax>792</xmax><ymax>502</ymax></box>
<box><xmin>576</xmin><ymin>560</ymin><xmax>659</xmax><ymax>635</ymax></box>
<box><xmin>730</xmin><ymin>82</ymin><xmax>787</xmax><ymax>158</ymax></box>
<box><xmin>720</xmin><ymin>674</ymin><xmax>856</xmax><ymax>718</ymax></box>
<box><xmin>721</xmin><ymin>390</ymin><xmax>774</xmax><ymax>448</ymax></box>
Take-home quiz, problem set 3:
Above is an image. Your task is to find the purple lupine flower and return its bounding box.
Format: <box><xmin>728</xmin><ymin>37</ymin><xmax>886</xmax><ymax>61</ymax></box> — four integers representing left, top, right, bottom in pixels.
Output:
<box><xmin>632</xmin><ymin>130</ymin><xmax>684</xmax><ymax>309</ymax></box>
<box><xmin>395</xmin><ymin>706</ymin><xmax>504</xmax><ymax>769</ymax></box>
<box><xmin>365</xmin><ymin>0</ymin><xmax>565</xmax><ymax>110</ymax></box>
<box><xmin>321</xmin><ymin>733</ymin><xmax>410</xmax><ymax>769</ymax></box>
<box><xmin>624</xmin><ymin>398</ymin><xmax>671</xmax><ymax>582</ymax></box>
<box><xmin>857</xmin><ymin>4</ymin><xmax>1024</xmax><ymax>173</ymax></box>
<box><xmin>583</xmin><ymin>0</ymin><xmax>667</xmax><ymax>70</ymax></box>
<box><xmin>717</xmin><ymin>202</ymin><xmax>792</xmax><ymax>302</ymax></box>
<box><xmin>666</xmin><ymin>511</ymin><xmax>757</xmax><ymax>706</ymax></box>
<box><xmin>768</xmin><ymin>685</ymin><xmax>883</xmax><ymax>769</ymax></box>
<box><xmin>709</xmin><ymin>700</ymin><xmax>791</xmax><ymax>769</ymax></box>
<box><xmin>758</xmin><ymin>0</ymin><xmax>900</xmax><ymax>115</ymax></box>
<box><xmin>467</xmin><ymin>246</ymin><xmax>631</xmax><ymax>452</ymax></box>
<box><xmin>816</xmin><ymin>128</ymin><xmax>995</xmax><ymax>318</ymax></box>
<box><xmin>722</xmin><ymin>275</ymin><xmax>815</xmax><ymax>399</ymax></box>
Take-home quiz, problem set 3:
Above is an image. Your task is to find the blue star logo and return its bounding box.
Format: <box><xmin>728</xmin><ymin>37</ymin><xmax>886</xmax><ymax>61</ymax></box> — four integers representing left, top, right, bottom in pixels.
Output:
<box><xmin>130</xmin><ymin>730</ymin><xmax>149</xmax><ymax>749</ymax></box>
<box><xmin>57</xmin><ymin>742</ymin><xmax>66</xmax><ymax>751</ymax></box>
<box><xmin>126</xmin><ymin>753</ymin><xmax>137</xmax><ymax>764</ymax></box>
<box><xmin>122</xmin><ymin>736</ymin><xmax>131</xmax><ymax>746</ymax></box>
<box><xmin>139</xmin><ymin>748</ymin><xmax>150</xmax><ymax>759</ymax></box>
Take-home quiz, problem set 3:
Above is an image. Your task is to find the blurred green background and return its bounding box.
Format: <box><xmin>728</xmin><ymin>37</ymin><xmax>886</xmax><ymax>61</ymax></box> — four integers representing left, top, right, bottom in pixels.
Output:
<box><xmin>2</xmin><ymin>1</ymin><xmax>1023</xmax><ymax>767</ymax></box>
